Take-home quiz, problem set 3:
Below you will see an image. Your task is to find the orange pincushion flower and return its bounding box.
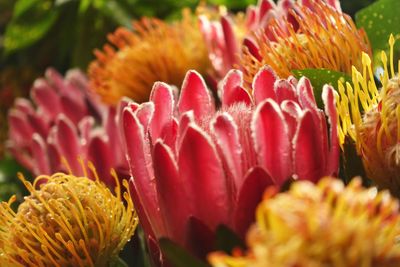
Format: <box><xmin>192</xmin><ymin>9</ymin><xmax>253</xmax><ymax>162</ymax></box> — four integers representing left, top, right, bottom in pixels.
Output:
<box><xmin>209</xmin><ymin>177</ymin><xmax>400</xmax><ymax>267</ymax></box>
<box><xmin>241</xmin><ymin>1</ymin><xmax>371</xmax><ymax>84</ymax></box>
<box><xmin>89</xmin><ymin>10</ymin><xmax>211</xmax><ymax>105</ymax></box>
<box><xmin>0</xmin><ymin>168</ymin><xmax>138</xmax><ymax>267</ymax></box>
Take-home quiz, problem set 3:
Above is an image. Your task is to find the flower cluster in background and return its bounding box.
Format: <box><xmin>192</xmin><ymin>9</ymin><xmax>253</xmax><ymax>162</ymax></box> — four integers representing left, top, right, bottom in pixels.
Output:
<box><xmin>1</xmin><ymin>0</ymin><xmax>400</xmax><ymax>266</ymax></box>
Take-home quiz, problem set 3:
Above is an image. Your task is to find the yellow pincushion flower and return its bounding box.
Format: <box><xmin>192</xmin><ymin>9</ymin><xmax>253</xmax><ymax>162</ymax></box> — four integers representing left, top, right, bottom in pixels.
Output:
<box><xmin>241</xmin><ymin>1</ymin><xmax>371</xmax><ymax>84</ymax></box>
<box><xmin>0</xmin><ymin>167</ymin><xmax>138</xmax><ymax>267</ymax></box>
<box><xmin>88</xmin><ymin>9</ymin><xmax>211</xmax><ymax>105</ymax></box>
<box><xmin>209</xmin><ymin>177</ymin><xmax>400</xmax><ymax>267</ymax></box>
<box><xmin>337</xmin><ymin>35</ymin><xmax>400</xmax><ymax>196</ymax></box>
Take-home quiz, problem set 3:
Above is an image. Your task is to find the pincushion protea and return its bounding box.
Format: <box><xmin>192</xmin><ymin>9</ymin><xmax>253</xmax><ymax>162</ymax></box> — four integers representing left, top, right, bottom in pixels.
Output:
<box><xmin>7</xmin><ymin>68</ymin><xmax>127</xmax><ymax>187</ymax></box>
<box><xmin>0</xmin><ymin>168</ymin><xmax>138</xmax><ymax>267</ymax></box>
<box><xmin>89</xmin><ymin>9</ymin><xmax>211</xmax><ymax>105</ymax></box>
<box><xmin>337</xmin><ymin>35</ymin><xmax>400</xmax><ymax>197</ymax></box>
<box><xmin>241</xmin><ymin>1</ymin><xmax>371</xmax><ymax>84</ymax></box>
<box><xmin>122</xmin><ymin>66</ymin><xmax>338</xmax><ymax>261</ymax></box>
<box><xmin>208</xmin><ymin>177</ymin><xmax>400</xmax><ymax>267</ymax></box>
<box><xmin>199</xmin><ymin>0</ymin><xmax>343</xmax><ymax>80</ymax></box>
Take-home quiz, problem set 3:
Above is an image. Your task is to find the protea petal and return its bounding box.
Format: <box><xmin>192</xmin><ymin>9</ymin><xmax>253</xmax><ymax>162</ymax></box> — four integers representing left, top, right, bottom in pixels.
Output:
<box><xmin>259</xmin><ymin>0</ymin><xmax>276</xmax><ymax>22</ymax></box>
<box><xmin>297</xmin><ymin>77</ymin><xmax>318</xmax><ymax>112</ymax></box>
<box><xmin>31</xmin><ymin>82</ymin><xmax>62</xmax><ymax>121</ymax></box>
<box><xmin>178</xmin><ymin>70</ymin><xmax>215</xmax><ymax>119</ymax></box>
<box><xmin>60</xmin><ymin>95</ymin><xmax>87</xmax><ymax>124</ymax></box>
<box><xmin>87</xmin><ymin>135</ymin><xmax>114</xmax><ymax>186</ymax></box>
<box><xmin>150</xmin><ymin>82</ymin><xmax>175</xmax><ymax>144</ymax></box>
<box><xmin>293</xmin><ymin>111</ymin><xmax>324</xmax><ymax>182</ymax></box>
<box><xmin>123</xmin><ymin>108</ymin><xmax>163</xmax><ymax>235</ymax></box>
<box><xmin>275</xmin><ymin>79</ymin><xmax>298</xmax><ymax>104</ymax></box>
<box><xmin>252</xmin><ymin>66</ymin><xmax>277</xmax><ymax>104</ymax></box>
<box><xmin>233</xmin><ymin>167</ymin><xmax>274</xmax><ymax>237</ymax></box>
<box><xmin>31</xmin><ymin>134</ymin><xmax>50</xmax><ymax>175</ymax></box>
<box><xmin>243</xmin><ymin>37</ymin><xmax>262</xmax><ymax>61</ymax></box>
<box><xmin>252</xmin><ymin>99</ymin><xmax>291</xmax><ymax>185</ymax></box>
<box><xmin>178</xmin><ymin>124</ymin><xmax>230</xmax><ymax>230</ymax></box>
<box><xmin>211</xmin><ymin>113</ymin><xmax>243</xmax><ymax>192</ymax></box>
<box><xmin>8</xmin><ymin>110</ymin><xmax>34</xmax><ymax>142</ymax></box>
<box><xmin>322</xmin><ymin>85</ymin><xmax>339</xmax><ymax>175</ymax></box>
<box><xmin>221</xmin><ymin>16</ymin><xmax>239</xmax><ymax>67</ymax></box>
<box><xmin>280</xmin><ymin>100</ymin><xmax>302</xmax><ymax>140</ymax></box>
<box><xmin>53</xmin><ymin>116</ymin><xmax>82</xmax><ymax>175</ymax></box>
<box><xmin>153</xmin><ymin>141</ymin><xmax>191</xmax><ymax>245</ymax></box>
<box><xmin>221</xmin><ymin>70</ymin><xmax>252</xmax><ymax>107</ymax></box>
<box><xmin>186</xmin><ymin>217</ymin><xmax>215</xmax><ymax>259</ymax></box>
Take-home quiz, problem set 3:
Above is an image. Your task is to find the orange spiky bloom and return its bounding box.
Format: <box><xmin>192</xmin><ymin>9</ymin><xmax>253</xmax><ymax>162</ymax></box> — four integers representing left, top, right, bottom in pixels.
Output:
<box><xmin>208</xmin><ymin>177</ymin><xmax>400</xmax><ymax>267</ymax></box>
<box><xmin>337</xmin><ymin>34</ymin><xmax>400</xmax><ymax>196</ymax></box>
<box><xmin>241</xmin><ymin>1</ymin><xmax>371</xmax><ymax>84</ymax></box>
<box><xmin>88</xmin><ymin>10</ymin><xmax>211</xmax><ymax>105</ymax></box>
<box><xmin>0</xmin><ymin>167</ymin><xmax>138</xmax><ymax>267</ymax></box>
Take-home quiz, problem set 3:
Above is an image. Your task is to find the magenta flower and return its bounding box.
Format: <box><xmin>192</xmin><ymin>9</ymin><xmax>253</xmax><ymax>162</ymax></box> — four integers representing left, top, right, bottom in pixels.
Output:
<box><xmin>7</xmin><ymin>68</ymin><xmax>127</xmax><ymax>187</ymax></box>
<box><xmin>199</xmin><ymin>0</ymin><xmax>341</xmax><ymax>79</ymax></box>
<box><xmin>122</xmin><ymin>66</ymin><xmax>338</xmax><ymax>261</ymax></box>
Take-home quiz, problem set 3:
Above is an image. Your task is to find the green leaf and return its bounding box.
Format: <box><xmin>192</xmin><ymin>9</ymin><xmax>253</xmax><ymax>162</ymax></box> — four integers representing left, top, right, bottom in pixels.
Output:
<box><xmin>79</xmin><ymin>0</ymin><xmax>92</xmax><ymax>13</ymax></box>
<box><xmin>215</xmin><ymin>225</ymin><xmax>245</xmax><ymax>254</ymax></box>
<box><xmin>292</xmin><ymin>69</ymin><xmax>351</xmax><ymax>108</ymax></box>
<box><xmin>100</xmin><ymin>1</ymin><xmax>133</xmax><ymax>27</ymax></box>
<box><xmin>4</xmin><ymin>2</ymin><xmax>59</xmax><ymax>54</ymax></box>
<box><xmin>355</xmin><ymin>0</ymin><xmax>400</xmax><ymax>52</ymax></box>
<box><xmin>13</xmin><ymin>0</ymin><xmax>42</xmax><ymax>18</ymax></box>
<box><xmin>159</xmin><ymin>238</ymin><xmax>210</xmax><ymax>267</ymax></box>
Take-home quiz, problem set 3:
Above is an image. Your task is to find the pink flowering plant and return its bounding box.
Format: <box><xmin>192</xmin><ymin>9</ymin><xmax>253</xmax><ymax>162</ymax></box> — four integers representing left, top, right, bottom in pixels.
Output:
<box><xmin>1</xmin><ymin>0</ymin><xmax>400</xmax><ymax>266</ymax></box>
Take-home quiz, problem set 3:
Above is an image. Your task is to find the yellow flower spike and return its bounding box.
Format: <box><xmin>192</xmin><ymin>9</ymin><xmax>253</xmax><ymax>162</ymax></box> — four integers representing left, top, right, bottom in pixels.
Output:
<box><xmin>208</xmin><ymin>177</ymin><xmax>400</xmax><ymax>267</ymax></box>
<box><xmin>89</xmin><ymin>9</ymin><xmax>211</xmax><ymax>105</ymax></box>
<box><xmin>0</xmin><ymin>169</ymin><xmax>138</xmax><ymax>267</ymax></box>
<box><xmin>337</xmin><ymin>34</ymin><xmax>400</xmax><ymax>196</ymax></box>
<box><xmin>241</xmin><ymin>2</ymin><xmax>371</xmax><ymax>83</ymax></box>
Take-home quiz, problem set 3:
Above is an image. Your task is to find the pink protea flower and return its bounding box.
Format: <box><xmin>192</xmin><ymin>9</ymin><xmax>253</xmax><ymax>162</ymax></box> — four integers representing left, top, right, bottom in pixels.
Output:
<box><xmin>199</xmin><ymin>0</ymin><xmax>341</xmax><ymax>79</ymax></box>
<box><xmin>122</xmin><ymin>66</ymin><xmax>339</xmax><ymax>262</ymax></box>
<box><xmin>7</xmin><ymin>68</ymin><xmax>127</xmax><ymax>187</ymax></box>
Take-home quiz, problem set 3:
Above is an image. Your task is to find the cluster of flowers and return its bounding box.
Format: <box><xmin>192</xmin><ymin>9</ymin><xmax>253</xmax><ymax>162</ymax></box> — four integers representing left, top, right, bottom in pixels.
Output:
<box><xmin>2</xmin><ymin>0</ymin><xmax>400</xmax><ymax>266</ymax></box>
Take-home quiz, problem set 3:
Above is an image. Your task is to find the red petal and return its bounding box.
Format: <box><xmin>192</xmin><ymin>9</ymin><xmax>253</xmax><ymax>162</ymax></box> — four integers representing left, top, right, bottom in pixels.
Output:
<box><xmin>259</xmin><ymin>0</ymin><xmax>276</xmax><ymax>22</ymax></box>
<box><xmin>233</xmin><ymin>167</ymin><xmax>275</xmax><ymax>238</ymax></box>
<box><xmin>221</xmin><ymin>70</ymin><xmax>252</xmax><ymax>107</ymax></box>
<box><xmin>178</xmin><ymin>71</ymin><xmax>215</xmax><ymax>119</ymax></box>
<box><xmin>252</xmin><ymin>100</ymin><xmax>291</xmax><ymax>185</ymax></box>
<box><xmin>54</xmin><ymin>116</ymin><xmax>82</xmax><ymax>175</ymax></box>
<box><xmin>211</xmin><ymin>113</ymin><xmax>243</xmax><ymax>192</ymax></box>
<box><xmin>178</xmin><ymin>125</ymin><xmax>230</xmax><ymax>230</ymax></box>
<box><xmin>243</xmin><ymin>37</ymin><xmax>262</xmax><ymax>61</ymax></box>
<box><xmin>322</xmin><ymin>85</ymin><xmax>339</xmax><ymax>175</ymax></box>
<box><xmin>87</xmin><ymin>135</ymin><xmax>114</xmax><ymax>186</ymax></box>
<box><xmin>8</xmin><ymin>110</ymin><xmax>34</xmax><ymax>142</ymax></box>
<box><xmin>32</xmin><ymin>134</ymin><xmax>50</xmax><ymax>175</ymax></box>
<box><xmin>252</xmin><ymin>66</ymin><xmax>277</xmax><ymax>104</ymax></box>
<box><xmin>297</xmin><ymin>77</ymin><xmax>318</xmax><ymax>111</ymax></box>
<box><xmin>280</xmin><ymin>100</ymin><xmax>302</xmax><ymax>140</ymax></box>
<box><xmin>123</xmin><ymin>108</ymin><xmax>165</xmax><ymax>236</ymax></box>
<box><xmin>31</xmin><ymin>84</ymin><xmax>61</xmax><ymax>121</ymax></box>
<box><xmin>293</xmin><ymin>111</ymin><xmax>324</xmax><ymax>182</ymax></box>
<box><xmin>185</xmin><ymin>217</ymin><xmax>215</xmax><ymax>259</ymax></box>
<box><xmin>154</xmin><ymin>141</ymin><xmax>192</xmax><ymax>245</ymax></box>
<box><xmin>60</xmin><ymin>94</ymin><xmax>87</xmax><ymax>124</ymax></box>
<box><xmin>135</xmin><ymin>102</ymin><xmax>154</xmax><ymax>132</ymax></box>
<box><xmin>150</xmin><ymin>82</ymin><xmax>175</xmax><ymax>144</ymax></box>
<box><xmin>275</xmin><ymin>79</ymin><xmax>298</xmax><ymax>104</ymax></box>
<box><xmin>221</xmin><ymin>16</ymin><xmax>238</xmax><ymax>67</ymax></box>
<box><xmin>129</xmin><ymin>178</ymin><xmax>156</xmax><ymax>239</ymax></box>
